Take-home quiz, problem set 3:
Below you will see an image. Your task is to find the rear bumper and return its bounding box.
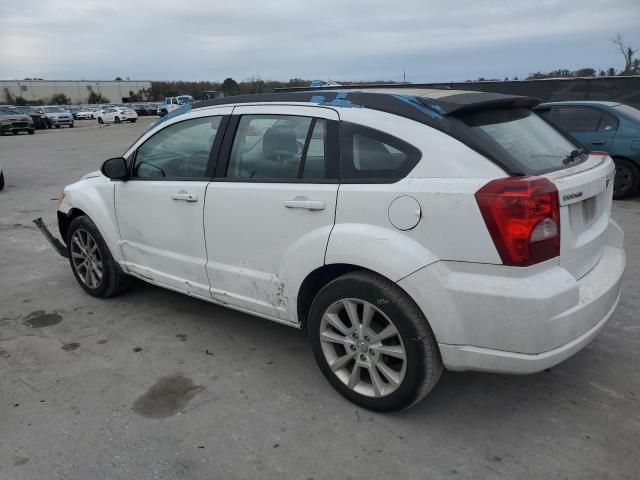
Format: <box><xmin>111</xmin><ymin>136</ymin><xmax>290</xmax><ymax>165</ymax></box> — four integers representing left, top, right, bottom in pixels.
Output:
<box><xmin>439</xmin><ymin>286</ymin><xmax>620</xmax><ymax>374</ymax></box>
<box><xmin>399</xmin><ymin>220</ymin><xmax>625</xmax><ymax>374</ymax></box>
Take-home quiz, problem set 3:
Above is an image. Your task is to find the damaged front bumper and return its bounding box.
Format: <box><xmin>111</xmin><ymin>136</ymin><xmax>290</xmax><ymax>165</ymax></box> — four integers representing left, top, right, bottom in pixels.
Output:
<box><xmin>33</xmin><ymin>217</ymin><xmax>68</xmax><ymax>258</ymax></box>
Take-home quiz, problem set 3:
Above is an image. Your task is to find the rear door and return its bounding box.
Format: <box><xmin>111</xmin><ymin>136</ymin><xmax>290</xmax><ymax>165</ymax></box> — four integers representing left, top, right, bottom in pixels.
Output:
<box><xmin>204</xmin><ymin>105</ymin><xmax>340</xmax><ymax>321</ymax></box>
<box><xmin>115</xmin><ymin>110</ymin><xmax>231</xmax><ymax>297</ymax></box>
<box><xmin>551</xmin><ymin>106</ymin><xmax>618</xmax><ymax>150</ymax></box>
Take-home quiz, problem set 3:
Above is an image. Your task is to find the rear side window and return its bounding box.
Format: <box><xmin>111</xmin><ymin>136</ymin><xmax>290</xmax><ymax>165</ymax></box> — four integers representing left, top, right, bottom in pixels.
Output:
<box><xmin>598</xmin><ymin>112</ymin><xmax>618</xmax><ymax>131</ymax></box>
<box><xmin>340</xmin><ymin>122</ymin><xmax>421</xmax><ymax>182</ymax></box>
<box><xmin>458</xmin><ymin>108</ymin><xmax>580</xmax><ymax>175</ymax></box>
<box><xmin>553</xmin><ymin>107</ymin><xmax>601</xmax><ymax>132</ymax></box>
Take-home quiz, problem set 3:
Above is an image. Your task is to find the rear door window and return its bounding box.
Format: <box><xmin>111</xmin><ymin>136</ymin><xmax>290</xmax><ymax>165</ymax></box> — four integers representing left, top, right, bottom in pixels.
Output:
<box><xmin>458</xmin><ymin>108</ymin><xmax>581</xmax><ymax>175</ymax></box>
<box><xmin>226</xmin><ymin>115</ymin><xmax>329</xmax><ymax>181</ymax></box>
<box><xmin>553</xmin><ymin>107</ymin><xmax>601</xmax><ymax>133</ymax></box>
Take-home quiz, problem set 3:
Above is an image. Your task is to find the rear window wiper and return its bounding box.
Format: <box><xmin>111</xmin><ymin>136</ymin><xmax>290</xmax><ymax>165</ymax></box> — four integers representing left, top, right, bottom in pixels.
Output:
<box><xmin>563</xmin><ymin>148</ymin><xmax>585</xmax><ymax>165</ymax></box>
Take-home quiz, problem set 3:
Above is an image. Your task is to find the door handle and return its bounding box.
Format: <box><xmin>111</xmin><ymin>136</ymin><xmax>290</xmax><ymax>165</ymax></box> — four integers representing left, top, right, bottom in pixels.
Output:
<box><xmin>284</xmin><ymin>199</ymin><xmax>325</xmax><ymax>211</ymax></box>
<box><xmin>171</xmin><ymin>192</ymin><xmax>198</xmax><ymax>202</ymax></box>
<box><xmin>591</xmin><ymin>141</ymin><xmax>606</xmax><ymax>145</ymax></box>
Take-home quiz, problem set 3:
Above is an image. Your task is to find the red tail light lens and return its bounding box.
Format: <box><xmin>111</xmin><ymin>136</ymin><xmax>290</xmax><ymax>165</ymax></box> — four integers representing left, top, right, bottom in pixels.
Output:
<box><xmin>475</xmin><ymin>177</ymin><xmax>560</xmax><ymax>266</ymax></box>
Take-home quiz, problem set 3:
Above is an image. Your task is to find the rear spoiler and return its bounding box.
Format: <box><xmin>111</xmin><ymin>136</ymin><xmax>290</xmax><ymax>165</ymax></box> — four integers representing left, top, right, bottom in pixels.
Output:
<box><xmin>418</xmin><ymin>92</ymin><xmax>541</xmax><ymax>116</ymax></box>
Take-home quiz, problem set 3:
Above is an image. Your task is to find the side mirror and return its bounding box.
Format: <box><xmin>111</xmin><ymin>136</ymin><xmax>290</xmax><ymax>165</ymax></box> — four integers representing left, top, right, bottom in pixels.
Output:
<box><xmin>101</xmin><ymin>157</ymin><xmax>129</xmax><ymax>180</ymax></box>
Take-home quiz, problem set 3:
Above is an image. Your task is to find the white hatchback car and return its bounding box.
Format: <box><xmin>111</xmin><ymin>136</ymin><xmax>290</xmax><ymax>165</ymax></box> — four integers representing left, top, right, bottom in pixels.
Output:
<box><xmin>97</xmin><ymin>107</ymin><xmax>138</xmax><ymax>124</ymax></box>
<box><xmin>37</xmin><ymin>89</ymin><xmax>626</xmax><ymax>411</ymax></box>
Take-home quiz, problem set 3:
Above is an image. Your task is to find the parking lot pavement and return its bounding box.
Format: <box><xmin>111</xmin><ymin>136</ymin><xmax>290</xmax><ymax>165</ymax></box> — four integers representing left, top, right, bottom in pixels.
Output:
<box><xmin>0</xmin><ymin>118</ymin><xmax>639</xmax><ymax>480</ymax></box>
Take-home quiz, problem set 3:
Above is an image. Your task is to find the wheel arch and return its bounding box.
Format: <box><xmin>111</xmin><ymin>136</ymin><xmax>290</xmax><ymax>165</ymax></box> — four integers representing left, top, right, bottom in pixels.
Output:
<box><xmin>296</xmin><ymin>263</ymin><xmax>430</xmax><ymax>335</ymax></box>
<box><xmin>59</xmin><ymin>181</ymin><xmax>123</xmax><ymax>262</ymax></box>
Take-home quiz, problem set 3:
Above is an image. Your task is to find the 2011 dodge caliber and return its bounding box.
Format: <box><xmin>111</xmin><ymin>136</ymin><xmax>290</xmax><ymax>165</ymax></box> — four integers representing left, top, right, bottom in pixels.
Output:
<box><xmin>36</xmin><ymin>88</ymin><xmax>626</xmax><ymax>412</ymax></box>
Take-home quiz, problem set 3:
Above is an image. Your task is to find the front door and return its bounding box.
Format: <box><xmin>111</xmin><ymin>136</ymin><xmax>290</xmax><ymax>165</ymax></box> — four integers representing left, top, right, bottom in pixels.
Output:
<box><xmin>115</xmin><ymin>111</ymin><xmax>229</xmax><ymax>297</ymax></box>
<box><xmin>204</xmin><ymin>105</ymin><xmax>340</xmax><ymax>321</ymax></box>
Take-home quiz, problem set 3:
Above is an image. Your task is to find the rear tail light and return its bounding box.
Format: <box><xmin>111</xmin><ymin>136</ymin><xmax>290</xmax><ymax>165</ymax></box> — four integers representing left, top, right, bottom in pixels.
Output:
<box><xmin>475</xmin><ymin>177</ymin><xmax>560</xmax><ymax>266</ymax></box>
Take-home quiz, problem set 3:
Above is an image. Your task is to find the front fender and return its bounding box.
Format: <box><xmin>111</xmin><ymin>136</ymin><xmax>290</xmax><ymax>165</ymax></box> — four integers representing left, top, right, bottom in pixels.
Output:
<box><xmin>60</xmin><ymin>177</ymin><xmax>123</xmax><ymax>263</ymax></box>
<box><xmin>325</xmin><ymin>223</ymin><xmax>439</xmax><ymax>282</ymax></box>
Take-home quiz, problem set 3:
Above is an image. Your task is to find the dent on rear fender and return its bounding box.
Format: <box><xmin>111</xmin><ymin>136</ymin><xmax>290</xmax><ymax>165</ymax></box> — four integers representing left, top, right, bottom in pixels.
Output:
<box><xmin>325</xmin><ymin>223</ymin><xmax>439</xmax><ymax>282</ymax></box>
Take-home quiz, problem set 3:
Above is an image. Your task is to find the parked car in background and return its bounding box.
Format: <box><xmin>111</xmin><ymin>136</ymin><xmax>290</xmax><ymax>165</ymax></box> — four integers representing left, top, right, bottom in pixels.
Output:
<box><xmin>39</xmin><ymin>89</ymin><xmax>625</xmax><ymax>411</ymax></box>
<box><xmin>158</xmin><ymin>95</ymin><xmax>195</xmax><ymax>116</ymax></box>
<box><xmin>535</xmin><ymin>101</ymin><xmax>640</xmax><ymax>198</ymax></box>
<box><xmin>146</xmin><ymin>103</ymin><xmax>160</xmax><ymax>116</ymax></box>
<box><xmin>0</xmin><ymin>106</ymin><xmax>35</xmax><ymax>135</ymax></box>
<box><xmin>97</xmin><ymin>106</ymin><xmax>138</xmax><ymax>124</ymax></box>
<box><xmin>74</xmin><ymin>107</ymin><xmax>95</xmax><ymax>120</ymax></box>
<box><xmin>35</xmin><ymin>106</ymin><xmax>74</xmax><ymax>128</ymax></box>
<box><xmin>130</xmin><ymin>104</ymin><xmax>147</xmax><ymax>116</ymax></box>
<box><xmin>8</xmin><ymin>105</ymin><xmax>48</xmax><ymax>129</ymax></box>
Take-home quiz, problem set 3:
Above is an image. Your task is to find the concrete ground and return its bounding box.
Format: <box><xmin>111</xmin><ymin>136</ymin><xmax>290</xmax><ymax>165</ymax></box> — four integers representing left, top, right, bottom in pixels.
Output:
<box><xmin>0</xmin><ymin>118</ymin><xmax>638</xmax><ymax>480</ymax></box>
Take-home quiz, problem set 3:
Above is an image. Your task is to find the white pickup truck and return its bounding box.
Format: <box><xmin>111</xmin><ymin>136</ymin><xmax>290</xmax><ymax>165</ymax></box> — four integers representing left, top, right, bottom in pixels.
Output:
<box><xmin>157</xmin><ymin>95</ymin><xmax>195</xmax><ymax>116</ymax></box>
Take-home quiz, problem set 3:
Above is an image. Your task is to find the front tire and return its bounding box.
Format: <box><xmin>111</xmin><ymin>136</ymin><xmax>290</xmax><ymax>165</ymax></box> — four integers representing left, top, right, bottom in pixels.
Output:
<box><xmin>308</xmin><ymin>271</ymin><xmax>442</xmax><ymax>412</ymax></box>
<box><xmin>67</xmin><ymin>215</ymin><xmax>131</xmax><ymax>298</ymax></box>
<box><xmin>28</xmin><ymin>129</ymin><xmax>35</xmax><ymax>135</ymax></box>
<box><xmin>613</xmin><ymin>157</ymin><xmax>639</xmax><ymax>199</ymax></box>
<box><xmin>98</xmin><ymin>117</ymin><xmax>104</xmax><ymax>124</ymax></box>
<box><xmin>0</xmin><ymin>171</ymin><xmax>4</xmax><ymax>191</ymax></box>
<box><xmin>114</xmin><ymin>116</ymin><xmax>121</xmax><ymax>124</ymax></box>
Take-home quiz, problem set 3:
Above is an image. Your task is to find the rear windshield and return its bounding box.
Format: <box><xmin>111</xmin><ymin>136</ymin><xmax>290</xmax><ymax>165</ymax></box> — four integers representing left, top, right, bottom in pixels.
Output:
<box><xmin>458</xmin><ymin>108</ymin><xmax>581</xmax><ymax>175</ymax></box>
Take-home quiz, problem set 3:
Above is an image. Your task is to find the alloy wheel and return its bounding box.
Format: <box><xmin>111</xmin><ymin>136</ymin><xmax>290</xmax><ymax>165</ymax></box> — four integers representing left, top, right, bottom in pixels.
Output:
<box><xmin>319</xmin><ymin>298</ymin><xmax>407</xmax><ymax>398</ymax></box>
<box><xmin>70</xmin><ymin>229</ymin><xmax>103</xmax><ymax>289</ymax></box>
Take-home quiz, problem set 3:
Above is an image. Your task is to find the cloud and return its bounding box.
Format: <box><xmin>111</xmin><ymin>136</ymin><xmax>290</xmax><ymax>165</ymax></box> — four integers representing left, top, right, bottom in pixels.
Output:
<box><xmin>0</xmin><ymin>0</ymin><xmax>638</xmax><ymax>81</ymax></box>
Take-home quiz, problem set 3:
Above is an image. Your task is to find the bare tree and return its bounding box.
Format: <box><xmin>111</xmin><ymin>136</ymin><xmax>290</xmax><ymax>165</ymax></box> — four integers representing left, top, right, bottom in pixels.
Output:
<box><xmin>612</xmin><ymin>33</ymin><xmax>638</xmax><ymax>74</ymax></box>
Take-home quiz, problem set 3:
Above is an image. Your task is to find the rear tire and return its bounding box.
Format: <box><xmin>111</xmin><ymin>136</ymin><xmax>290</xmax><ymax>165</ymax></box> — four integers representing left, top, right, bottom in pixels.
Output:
<box><xmin>98</xmin><ymin>117</ymin><xmax>104</xmax><ymax>124</ymax></box>
<box><xmin>0</xmin><ymin>172</ymin><xmax>4</xmax><ymax>191</ymax></box>
<box><xmin>613</xmin><ymin>157</ymin><xmax>639</xmax><ymax>199</ymax></box>
<box><xmin>69</xmin><ymin>124</ymin><xmax>74</xmax><ymax>128</ymax></box>
<box><xmin>28</xmin><ymin>129</ymin><xmax>35</xmax><ymax>135</ymax></box>
<box><xmin>55</xmin><ymin>125</ymin><xmax>60</xmax><ymax>129</ymax></box>
<box><xmin>67</xmin><ymin>215</ymin><xmax>131</xmax><ymax>298</ymax></box>
<box><xmin>308</xmin><ymin>270</ymin><xmax>442</xmax><ymax>412</ymax></box>
<box><xmin>130</xmin><ymin>119</ymin><xmax>137</xmax><ymax>123</ymax></box>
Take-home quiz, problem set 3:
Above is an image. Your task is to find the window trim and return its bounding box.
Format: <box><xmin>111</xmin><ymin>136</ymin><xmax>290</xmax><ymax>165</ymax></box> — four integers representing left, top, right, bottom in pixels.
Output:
<box><xmin>213</xmin><ymin>114</ymin><xmax>339</xmax><ymax>184</ymax></box>
<box><xmin>127</xmin><ymin>115</ymin><xmax>229</xmax><ymax>182</ymax></box>
<box><xmin>339</xmin><ymin>121</ymin><xmax>422</xmax><ymax>184</ymax></box>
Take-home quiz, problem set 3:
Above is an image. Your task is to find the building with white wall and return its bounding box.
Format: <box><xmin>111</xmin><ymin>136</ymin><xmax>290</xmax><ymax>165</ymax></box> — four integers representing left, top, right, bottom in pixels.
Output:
<box><xmin>0</xmin><ymin>80</ymin><xmax>153</xmax><ymax>104</ymax></box>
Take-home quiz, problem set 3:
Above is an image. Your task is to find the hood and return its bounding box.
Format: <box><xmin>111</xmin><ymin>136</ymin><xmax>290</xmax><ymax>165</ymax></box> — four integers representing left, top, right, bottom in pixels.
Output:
<box><xmin>0</xmin><ymin>112</ymin><xmax>32</xmax><ymax>122</ymax></box>
<box><xmin>81</xmin><ymin>170</ymin><xmax>101</xmax><ymax>180</ymax></box>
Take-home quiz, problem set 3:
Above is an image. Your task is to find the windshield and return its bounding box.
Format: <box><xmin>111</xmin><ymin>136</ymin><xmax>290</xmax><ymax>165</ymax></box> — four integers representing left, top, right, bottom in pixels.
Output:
<box><xmin>614</xmin><ymin>104</ymin><xmax>640</xmax><ymax>123</ymax></box>
<box><xmin>12</xmin><ymin>106</ymin><xmax>36</xmax><ymax>114</ymax></box>
<box><xmin>458</xmin><ymin>108</ymin><xmax>581</xmax><ymax>175</ymax></box>
<box><xmin>177</xmin><ymin>96</ymin><xmax>194</xmax><ymax>104</ymax></box>
<box><xmin>43</xmin><ymin>106</ymin><xmax>67</xmax><ymax>113</ymax></box>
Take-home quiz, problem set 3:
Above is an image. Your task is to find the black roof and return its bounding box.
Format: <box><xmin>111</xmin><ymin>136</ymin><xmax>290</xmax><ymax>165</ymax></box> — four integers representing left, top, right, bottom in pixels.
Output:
<box><xmin>192</xmin><ymin>88</ymin><xmax>540</xmax><ymax>124</ymax></box>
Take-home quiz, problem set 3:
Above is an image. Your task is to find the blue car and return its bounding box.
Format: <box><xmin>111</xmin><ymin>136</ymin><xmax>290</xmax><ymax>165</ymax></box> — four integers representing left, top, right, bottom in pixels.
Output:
<box><xmin>535</xmin><ymin>101</ymin><xmax>640</xmax><ymax>198</ymax></box>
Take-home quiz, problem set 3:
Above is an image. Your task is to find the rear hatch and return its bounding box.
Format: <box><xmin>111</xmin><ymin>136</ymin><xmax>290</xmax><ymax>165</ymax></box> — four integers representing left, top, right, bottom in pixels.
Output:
<box><xmin>457</xmin><ymin>107</ymin><xmax>614</xmax><ymax>278</ymax></box>
<box><xmin>544</xmin><ymin>154</ymin><xmax>614</xmax><ymax>279</ymax></box>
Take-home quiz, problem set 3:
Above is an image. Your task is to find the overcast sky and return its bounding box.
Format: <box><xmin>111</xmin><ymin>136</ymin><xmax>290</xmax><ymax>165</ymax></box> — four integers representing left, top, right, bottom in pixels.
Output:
<box><xmin>1</xmin><ymin>0</ymin><xmax>639</xmax><ymax>83</ymax></box>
